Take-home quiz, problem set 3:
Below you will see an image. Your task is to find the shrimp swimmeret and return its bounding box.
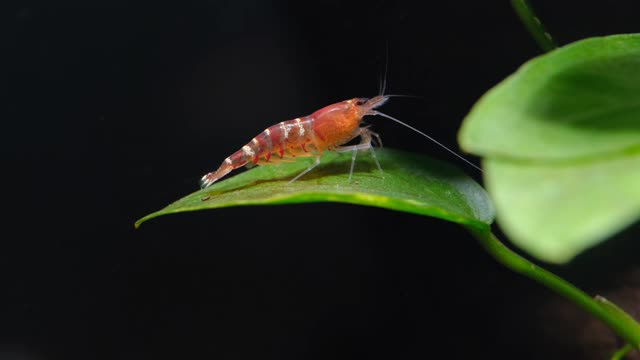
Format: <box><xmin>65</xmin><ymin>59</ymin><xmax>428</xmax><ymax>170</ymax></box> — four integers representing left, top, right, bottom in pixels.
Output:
<box><xmin>199</xmin><ymin>95</ymin><xmax>481</xmax><ymax>189</ymax></box>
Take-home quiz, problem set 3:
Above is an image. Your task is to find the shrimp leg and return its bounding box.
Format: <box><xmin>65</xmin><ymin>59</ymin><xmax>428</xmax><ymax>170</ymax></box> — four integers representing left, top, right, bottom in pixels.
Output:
<box><xmin>288</xmin><ymin>156</ymin><xmax>321</xmax><ymax>184</ymax></box>
<box><xmin>334</xmin><ymin>128</ymin><xmax>383</xmax><ymax>181</ymax></box>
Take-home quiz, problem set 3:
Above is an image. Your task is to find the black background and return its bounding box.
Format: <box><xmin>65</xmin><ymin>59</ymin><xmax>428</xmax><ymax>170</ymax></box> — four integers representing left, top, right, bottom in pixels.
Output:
<box><xmin>4</xmin><ymin>1</ymin><xmax>640</xmax><ymax>359</ymax></box>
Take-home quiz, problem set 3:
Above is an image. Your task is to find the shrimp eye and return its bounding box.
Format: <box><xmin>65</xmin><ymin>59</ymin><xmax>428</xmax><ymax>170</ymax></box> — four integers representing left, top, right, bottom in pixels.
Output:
<box><xmin>355</xmin><ymin>98</ymin><xmax>368</xmax><ymax>106</ymax></box>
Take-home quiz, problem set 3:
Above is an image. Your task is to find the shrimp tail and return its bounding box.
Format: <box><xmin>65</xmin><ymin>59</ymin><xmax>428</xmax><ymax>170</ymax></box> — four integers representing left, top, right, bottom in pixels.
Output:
<box><xmin>200</xmin><ymin>149</ymin><xmax>249</xmax><ymax>188</ymax></box>
<box><xmin>200</xmin><ymin>162</ymin><xmax>234</xmax><ymax>189</ymax></box>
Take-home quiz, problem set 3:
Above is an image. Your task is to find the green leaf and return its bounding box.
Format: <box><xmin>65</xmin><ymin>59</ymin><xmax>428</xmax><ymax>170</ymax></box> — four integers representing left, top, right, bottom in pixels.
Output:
<box><xmin>485</xmin><ymin>155</ymin><xmax>640</xmax><ymax>263</ymax></box>
<box><xmin>459</xmin><ymin>34</ymin><xmax>640</xmax><ymax>263</ymax></box>
<box><xmin>135</xmin><ymin>148</ymin><xmax>494</xmax><ymax>229</ymax></box>
<box><xmin>460</xmin><ymin>34</ymin><xmax>640</xmax><ymax>162</ymax></box>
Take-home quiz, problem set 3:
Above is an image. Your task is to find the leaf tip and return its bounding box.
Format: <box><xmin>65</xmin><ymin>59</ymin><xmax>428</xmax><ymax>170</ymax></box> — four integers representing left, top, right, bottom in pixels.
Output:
<box><xmin>134</xmin><ymin>214</ymin><xmax>154</xmax><ymax>229</ymax></box>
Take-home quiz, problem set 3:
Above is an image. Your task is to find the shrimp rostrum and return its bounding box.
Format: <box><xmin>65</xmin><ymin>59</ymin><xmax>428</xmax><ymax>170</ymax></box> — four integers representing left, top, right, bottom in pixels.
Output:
<box><xmin>200</xmin><ymin>94</ymin><xmax>481</xmax><ymax>189</ymax></box>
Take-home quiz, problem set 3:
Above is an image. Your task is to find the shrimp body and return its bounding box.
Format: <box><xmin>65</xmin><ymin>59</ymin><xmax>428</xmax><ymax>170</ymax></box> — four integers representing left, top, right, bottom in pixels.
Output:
<box><xmin>200</xmin><ymin>96</ymin><xmax>388</xmax><ymax>188</ymax></box>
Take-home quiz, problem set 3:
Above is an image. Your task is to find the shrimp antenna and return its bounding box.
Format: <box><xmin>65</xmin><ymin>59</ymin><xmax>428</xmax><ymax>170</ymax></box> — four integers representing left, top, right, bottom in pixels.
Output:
<box><xmin>379</xmin><ymin>41</ymin><xmax>390</xmax><ymax>96</ymax></box>
<box><xmin>381</xmin><ymin>94</ymin><xmax>423</xmax><ymax>99</ymax></box>
<box><xmin>371</xmin><ymin>110</ymin><xmax>483</xmax><ymax>173</ymax></box>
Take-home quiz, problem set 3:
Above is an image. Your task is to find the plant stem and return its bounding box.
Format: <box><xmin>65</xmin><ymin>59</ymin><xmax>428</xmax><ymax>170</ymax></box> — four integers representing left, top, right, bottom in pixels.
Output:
<box><xmin>511</xmin><ymin>0</ymin><xmax>557</xmax><ymax>52</ymax></box>
<box><xmin>467</xmin><ymin>227</ymin><xmax>640</xmax><ymax>350</ymax></box>
<box><xmin>611</xmin><ymin>343</ymin><xmax>633</xmax><ymax>360</ymax></box>
<box><xmin>611</xmin><ymin>344</ymin><xmax>633</xmax><ymax>360</ymax></box>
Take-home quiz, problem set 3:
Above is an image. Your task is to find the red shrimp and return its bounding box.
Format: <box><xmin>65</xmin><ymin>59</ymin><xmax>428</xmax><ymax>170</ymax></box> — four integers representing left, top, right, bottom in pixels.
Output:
<box><xmin>200</xmin><ymin>95</ymin><xmax>481</xmax><ymax>188</ymax></box>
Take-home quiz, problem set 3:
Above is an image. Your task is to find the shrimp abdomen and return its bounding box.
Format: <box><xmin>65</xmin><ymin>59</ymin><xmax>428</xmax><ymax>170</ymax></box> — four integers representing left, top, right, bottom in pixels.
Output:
<box><xmin>253</xmin><ymin>117</ymin><xmax>321</xmax><ymax>165</ymax></box>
